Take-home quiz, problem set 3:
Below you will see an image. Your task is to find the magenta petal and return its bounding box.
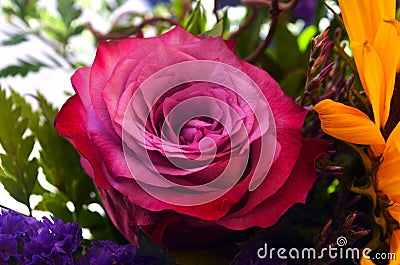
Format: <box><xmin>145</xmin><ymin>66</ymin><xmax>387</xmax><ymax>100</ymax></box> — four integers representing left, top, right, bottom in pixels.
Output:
<box><xmin>55</xmin><ymin>96</ymin><xmax>110</xmax><ymax>189</ymax></box>
<box><xmin>71</xmin><ymin>67</ymin><xmax>91</xmax><ymax>108</ymax></box>
<box><xmin>98</xmin><ymin>187</ymin><xmax>160</xmax><ymax>245</ymax></box>
<box><xmin>217</xmin><ymin>138</ymin><xmax>329</xmax><ymax>230</ymax></box>
<box><xmin>223</xmin><ymin>61</ymin><xmax>309</xmax><ymax>216</ymax></box>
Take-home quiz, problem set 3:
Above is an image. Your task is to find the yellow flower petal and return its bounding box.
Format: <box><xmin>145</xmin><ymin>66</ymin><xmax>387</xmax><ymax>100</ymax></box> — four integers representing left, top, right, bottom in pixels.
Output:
<box><xmin>396</xmin><ymin>21</ymin><xmax>400</xmax><ymax>72</ymax></box>
<box><xmin>389</xmin><ymin>229</ymin><xmax>400</xmax><ymax>265</ymax></box>
<box><xmin>388</xmin><ymin>202</ymin><xmax>400</xmax><ymax>224</ymax></box>
<box><xmin>314</xmin><ymin>99</ymin><xmax>385</xmax><ymax>145</ymax></box>
<box><xmin>360</xmin><ymin>255</ymin><xmax>377</xmax><ymax>265</ymax></box>
<box><xmin>378</xmin><ymin>172</ymin><xmax>400</xmax><ymax>203</ymax></box>
<box><xmin>381</xmin><ymin>0</ymin><xmax>396</xmax><ymax>19</ymax></box>
<box><xmin>373</xmin><ymin>20</ymin><xmax>400</xmax><ymax>125</ymax></box>
<box><xmin>351</xmin><ymin>42</ymin><xmax>385</xmax><ymax>128</ymax></box>
<box><xmin>387</xmin><ymin>122</ymin><xmax>400</xmax><ymax>150</ymax></box>
<box><xmin>377</xmin><ymin>142</ymin><xmax>400</xmax><ymax>202</ymax></box>
<box><xmin>338</xmin><ymin>0</ymin><xmax>378</xmax><ymax>44</ymax></box>
<box><xmin>377</xmin><ymin>123</ymin><xmax>400</xmax><ymax>184</ymax></box>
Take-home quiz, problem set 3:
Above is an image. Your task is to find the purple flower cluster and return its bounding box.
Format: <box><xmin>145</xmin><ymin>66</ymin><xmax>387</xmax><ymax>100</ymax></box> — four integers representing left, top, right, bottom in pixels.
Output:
<box><xmin>0</xmin><ymin>209</ymin><xmax>82</xmax><ymax>264</ymax></box>
<box><xmin>0</xmin><ymin>209</ymin><xmax>159</xmax><ymax>265</ymax></box>
<box><xmin>77</xmin><ymin>241</ymin><xmax>159</xmax><ymax>265</ymax></box>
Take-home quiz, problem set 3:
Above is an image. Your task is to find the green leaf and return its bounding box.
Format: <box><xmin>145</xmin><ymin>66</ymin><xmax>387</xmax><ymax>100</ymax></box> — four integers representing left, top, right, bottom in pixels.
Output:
<box><xmin>280</xmin><ymin>68</ymin><xmax>307</xmax><ymax>99</ymax></box>
<box><xmin>42</xmin><ymin>23</ymin><xmax>67</xmax><ymax>44</ymax></box>
<box><xmin>138</xmin><ymin>229</ymin><xmax>176</xmax><ymax>265</ymax></box>
<box><xmin>23</xmin><ymin>158</ymin><xmax>39</xmax><ymax>195</ymax></box>
<box><xmin>71</xmin><ymin>24</ymin><xmax>85</xmax><ymax>36</ymax></box>
<box><xmin>272</xmin><ymin>20</ymin><xmax>301</xmax><ymax>70</ymax></box>
<box><xmin>0</xmin><ymin>87</ymin><xmax>39</xmax><ymax>210</ymax></box>
<box><xmin>10</xmin><ymin>90</ymin><xmax>37</xmax><ymax>121</ymax></box>
<box><xmin>235</xmin><ymin>7</ymin><xmax>267</xmax><ymax>59</ymax></box>
<box><xmin>34</xmin><ymin>92</ymin><xmax>58</xmax><ymax>123</ymax></box>
<box><xmin>42</xmin><ymin>53</ymin><xmax>64</xmax><ymax>68</ymax></box>
<box><xmin>0</xmin><ymin>57</ymin><xmax>47</xmax><ymax>78</ymax></box>
<box><xmin>36</xmin><ymin>112</ymin><xmax>84</xmax><ymax>195</ymax></box>
<box><xmin>171</xmin><ymin>246</ymin><xmax>236</xmax><ymax>265</ymax></box>
<box><xmin>0</xmin><ymin>154</ymin><xmax>15</xmax><ymax>176</ymax></box>
<box><xmin>184</xmin><ymin>0</ymin><xmax>207</xmax><ymax>35</ymax></box>
<box><xmin>9</xmin><ymin>0</ymin><xmax>39</xmax><ymax>21</ymax></box>
<box><xmin>71</xmin><ymin>173</ymin><xmax>97</xmax><ymax>208</ymax></box>
<box><xmin>34</xmin><ymin>92</ymin><xmax>97</xmax><ymax>221</ymax></box>
<box><xmin>0</xmin><ymin>168</ymin><xmax>25</xmax><ymax>203</ymax></box>
<box><xmin>171</xmin><ymin>0</ymin><xmax>191</xmax><ymax>20</ymax></box>
<box><xmin>78</xmin><ymin>209</ymin><xmax>105</xmax><ymax>229</ymax></box>
<box><xmin>397</xmin><ymin>6</ymin><xmax>400</xmax><ymax>20</ymax></box>
<box><xmin>31</xmin><ymin>180</ymin><xmax>48</xmax><ymax>195</ymax></box>
<box><xmin>203</xmin><ymin>20</ymin><xmax>224</xmax><ymax>38</ymax></box>
<box><xmin>35</xmin><ymin>192</ymin><xmax>73</xmax><ymax>222</ymax></box>
<box><xmin>57</xmin><ymin>0</ymin><xmax>82</xmax><ymax>27</ymax></box>
<box><xmin>78</xmin><ymin>207</ymin><xmax>128</xmax><ymax>243</ymax></box>
<box><xmin>17</xmin><ymin>135</ymin><xmax>35</xmax><ymax>164</ymax></box>
<box><xmin>221</xmin><ymin>9</ymin><xmax>230</xmax><ymax>39</ymax></box>
<box><xmin>0</xmin><ymin>32</ymin><xmax>28</xmax><ymax>46</ymax></box>
<box><xmin>0</xmin><ymin>88</ymin><xmax>31</xmax><ymax>154</ymax></box>
<box><xmin>297</xmin><ymin>25</ymin><xmax>317</xmax><ymax>53</ymax></box>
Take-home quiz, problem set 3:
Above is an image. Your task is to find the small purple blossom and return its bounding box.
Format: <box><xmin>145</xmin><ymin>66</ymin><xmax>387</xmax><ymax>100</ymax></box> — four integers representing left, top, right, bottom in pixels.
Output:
<box><xmin>78</xmin><ymin>240</ymin><xmax>159</xmax><ymax>265</ymax></box>
<box><xmin>0</xmin><ymin>209</ymin><xmax>35</xmax><ymax>263</ymax></box>
<box><xmin>0</xmin><ymin>234</ymin><xmax>18</xmax><ymax>263</ymax></box>
<box><xmin>293</xmin><ymin>0</ymin><xmax>317</xmax><ymax>26</ymax></box>
<box><xmin>0</xmin><ymin>208</ymin><xmax>33</xmax><ymax>237</ymax></box>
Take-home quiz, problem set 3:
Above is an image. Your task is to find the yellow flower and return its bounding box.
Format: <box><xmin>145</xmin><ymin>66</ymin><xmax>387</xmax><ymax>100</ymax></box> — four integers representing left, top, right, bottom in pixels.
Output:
<box><xmin>359</xmin><ymin>254</ymin><xmax>375</xmax><ymax>265</ymax></box>
<box><xmin>389</xmin><ymin>229</ymin><xmax>400</xmax><ymax>265</ymax></box>
<box><xmin>360</xmin><ymin>229</ymin><xmax>400</xmax><ymax>264</ymax></box>
<box><xmin>314</xmin><ymin>0</ymin><xmax>400</xmax><ymax>223</ymax></box>
<box><xmin>338</xmin><ymin>0</ymin><xmax>400</xmax><ymax>128</ymax></box>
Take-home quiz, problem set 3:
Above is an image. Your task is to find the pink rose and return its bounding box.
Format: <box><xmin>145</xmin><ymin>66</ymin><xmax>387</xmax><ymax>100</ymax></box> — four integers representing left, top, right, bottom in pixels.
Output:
<box><xmin>55</xmin><ymin>27</ymin><xmax>327</xmax><ymax>247</ymax></box>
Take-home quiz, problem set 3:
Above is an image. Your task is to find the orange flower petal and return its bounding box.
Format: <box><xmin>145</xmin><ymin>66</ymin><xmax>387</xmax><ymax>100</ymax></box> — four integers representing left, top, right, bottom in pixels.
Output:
<box><xmin>388</xmin><ymin>202</ymin><xmax>400</xmax><ymax>224</ymax></box>
<box><xmin>381</xmin><ymin>0</ymin><xmax>396</xmax><ymax>19</ymax></box>
<box><xmin>338</xmin><ymin>0</ymin><xmax>378</xmax><ymax>44</ymax></box>
<box><xmin>351</xmin><ymin>42</ymin><xmax>385</xmax><ymax>128</ymax></box>
<box><xmin>314</xmin><ymin>99</ymin><xmax>385</xmax><ymax>145</ymax></box>
<box><xmin>389</xmin><ymin>229</ymin><xmax>400</xmax><ymax>265</ymax></box>
<box><xmin>377</xmin><ymin>124</ymin><xmax>400</xmax><ymax>184</ymax></box>
<box><xmin>396</xmin><ymin>21</ymin><xmax>400</xmax><ymax>72</ymax></box>
<box><xmin>373</xmin><ymin>20</ymin><xmax>400</xmax><ymax>125</ymax></box>
<box><xmin>378</xmin><ymin>170</ymin><xmax>400</xmax><ymax>203</ymax></box>
<box><xmin>360</xmin><ymin>256</ymin><xmax>377</xmax><ymax>265</ymax></box>
<box><xmin>377</xmin><ymin>143</ymin><xmax>400</xmax><ymax>202</ymax></box>
<box><xmin>387</xmin><ymin>122</ymin><xmax>400</xmax><ymax>150</ymax></box>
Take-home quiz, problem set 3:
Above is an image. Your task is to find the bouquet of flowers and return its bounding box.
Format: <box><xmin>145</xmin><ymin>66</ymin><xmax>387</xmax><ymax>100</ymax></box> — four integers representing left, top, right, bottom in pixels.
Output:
<box><xmin>0</xmin><ymin>0</ymin><xmax>399</xmax><ymax>264</ymax></box>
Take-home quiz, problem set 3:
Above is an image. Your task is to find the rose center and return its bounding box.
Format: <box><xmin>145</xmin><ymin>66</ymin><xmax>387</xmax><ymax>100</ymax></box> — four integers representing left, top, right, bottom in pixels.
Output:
<box><xmin>179</xmin><ymin>116</ymin><xmax>223</xmax><ymax>145</ymax></box>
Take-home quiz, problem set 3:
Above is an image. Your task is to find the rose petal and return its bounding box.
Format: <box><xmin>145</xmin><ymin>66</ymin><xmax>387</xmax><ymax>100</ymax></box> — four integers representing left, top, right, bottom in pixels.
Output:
<box><xmin>222</xmin><ymin>61</ymin><xmax>309</xmax><ymax>216</ymax></box>
<box><xmin>217</xmin><ymin>138</ymin><xmax>328</xmax><ymax>229</ymax></box>
<box><xmin>55</xmin><ymin>95</ymin><xmax>110</xmax><ymax>188</ymax></box>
